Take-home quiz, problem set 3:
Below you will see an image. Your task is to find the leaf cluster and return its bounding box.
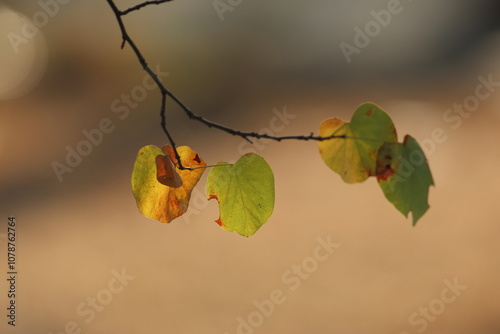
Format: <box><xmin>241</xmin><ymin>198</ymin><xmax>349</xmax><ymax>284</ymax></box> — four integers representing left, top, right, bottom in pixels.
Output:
<box><xmin>131</xmin><ymin>103</ymin><xmax>433</xmax><ymax>236</ymax></box>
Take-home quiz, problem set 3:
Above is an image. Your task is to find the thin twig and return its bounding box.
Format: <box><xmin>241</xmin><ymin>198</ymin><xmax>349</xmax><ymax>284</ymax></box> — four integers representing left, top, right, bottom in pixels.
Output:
<box><xmin>122</xmin><ymin>0</ymin><xmax>173</xmax><ymax>15</ymax></box>
<box><xmin>106</xmin><ymin>0</ymin><xmax>185</xmax><ymax>164</ymax></box>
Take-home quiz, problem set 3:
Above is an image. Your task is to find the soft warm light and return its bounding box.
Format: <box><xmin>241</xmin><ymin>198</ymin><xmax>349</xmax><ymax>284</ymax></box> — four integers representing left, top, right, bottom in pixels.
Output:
<box><xmin>0</xmin><ymin>5</ymin><xmax>47</xmax><ymax>100</ymax></box>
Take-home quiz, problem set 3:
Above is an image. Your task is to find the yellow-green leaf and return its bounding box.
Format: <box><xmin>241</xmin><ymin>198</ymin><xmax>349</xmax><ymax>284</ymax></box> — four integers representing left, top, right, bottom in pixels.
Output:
<box><xmin>206</xmin><ymin>153</ymin><xmax>275</xmax><ymax>237</ymax></box>
<box><xmin>131</xmin><ymin>145</ymin><xmax>206</xmax><ymax>223</ymax></box>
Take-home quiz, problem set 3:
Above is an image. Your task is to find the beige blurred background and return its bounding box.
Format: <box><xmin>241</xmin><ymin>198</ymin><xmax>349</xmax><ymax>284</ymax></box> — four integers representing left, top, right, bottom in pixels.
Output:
<box><xmin>1</xmin><ymin>0</ymin><xmax>500</xmax><ymax>333</ymax></box>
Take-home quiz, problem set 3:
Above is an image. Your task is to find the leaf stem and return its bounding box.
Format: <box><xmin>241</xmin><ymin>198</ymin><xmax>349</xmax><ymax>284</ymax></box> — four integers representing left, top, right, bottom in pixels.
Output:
<box><xmin>181</xmin><ymin>163</ymin><xmax>233</xmax><ymax>171</ymax></box>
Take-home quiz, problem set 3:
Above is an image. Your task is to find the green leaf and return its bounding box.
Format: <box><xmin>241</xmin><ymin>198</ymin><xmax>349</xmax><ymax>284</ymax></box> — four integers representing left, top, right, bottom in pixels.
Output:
<box><xmin>131</xmin><ymin>145</ymin><xmax>206</xmax><ymax>224</ymax></box>
<box><xmin>376</xmin><ymin>135</ymin><xmax>434</xmax><ymax>225</ymax></box>
<box><xmin>206</xmin><ymin>153</ymin><xmax>275</xmax><ymax>237</ymax></box>
<box><xmin>318</xmin><ymin>103</ymin><xmax>397</xmax><ymax>183</ymax></box>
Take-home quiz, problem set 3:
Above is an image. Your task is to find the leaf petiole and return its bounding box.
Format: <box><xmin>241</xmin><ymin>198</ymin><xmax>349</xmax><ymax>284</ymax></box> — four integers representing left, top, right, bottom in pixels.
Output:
<box><xmin>180</xmin><ymin>163</ymin><xmax>233</xmax><ymax>171</ymax></box>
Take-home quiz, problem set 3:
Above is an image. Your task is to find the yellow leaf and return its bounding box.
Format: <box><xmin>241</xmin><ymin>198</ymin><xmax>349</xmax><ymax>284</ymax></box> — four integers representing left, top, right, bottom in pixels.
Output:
<box><xmin>131</xmin><ymin>145</ymin><xmax>206</xmax><ymax>223</ymax></box>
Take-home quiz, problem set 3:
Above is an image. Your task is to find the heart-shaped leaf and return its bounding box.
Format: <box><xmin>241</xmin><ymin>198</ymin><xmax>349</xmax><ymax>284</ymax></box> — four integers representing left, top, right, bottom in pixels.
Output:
<box><xmin>318</xmin><ymin>103</ymin><xmax>397</xmax><ymax>183</ymax></box>
<box><xmin>131</xmin><ymin>145</ymin><xmax>206</xmax><ymax>223</ymax></box>
<box><xmin>206</xmin><ymin>153</ymin><xmax>275</xmax><ymax>237</ymax></box>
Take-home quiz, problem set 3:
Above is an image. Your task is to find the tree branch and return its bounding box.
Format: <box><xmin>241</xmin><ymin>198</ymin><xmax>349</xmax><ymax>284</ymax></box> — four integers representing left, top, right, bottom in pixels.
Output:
<box><xmin>105</xmin><ymin>0</ymin><xmax>348</xmax><ymax>169</ymax></box>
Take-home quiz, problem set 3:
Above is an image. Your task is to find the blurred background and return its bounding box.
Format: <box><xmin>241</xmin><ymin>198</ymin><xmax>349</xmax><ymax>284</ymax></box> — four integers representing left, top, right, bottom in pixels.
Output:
<box><xmin>1</xmin><ymin>0</ymin><xmax>500</xmax><ymax>333</ymax></box>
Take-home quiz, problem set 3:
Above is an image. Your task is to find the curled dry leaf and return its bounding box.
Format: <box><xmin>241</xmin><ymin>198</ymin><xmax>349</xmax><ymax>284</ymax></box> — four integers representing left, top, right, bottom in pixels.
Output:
<box><xmin>155</xmin><ymin>145</ymin><xmax>182</xmax><ymax>188</ymax></box>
